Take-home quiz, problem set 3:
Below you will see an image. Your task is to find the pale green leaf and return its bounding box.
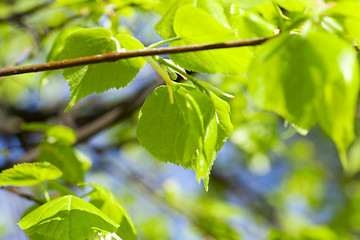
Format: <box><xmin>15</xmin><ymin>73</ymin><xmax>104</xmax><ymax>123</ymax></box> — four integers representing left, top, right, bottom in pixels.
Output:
<box><xmin>0</xmin><ymin>162</ymin><xmax>62</xmax><ymax>187</ymax></box>
<box><xmin>210</xmin><ymin>93</ymin><xmax>233</xmax><ymax>152</ymax></box>
<box><xmin>324</xmin><ymin>1</ymin><xmax>360</xmax><ymax>45</ymax></box>
<box><xmin>41</xmin><ymin>26</ymin><xmax>83</xmax><ymax>84</ymax></box>
<box><xmin>85</xmin><ymin>183</ymin><xmax>137</xmax><ymax>240</ymax></box>
<box><xmin>226</xmin><ymin>0</ymin><xmax>315</xmax><ymax>11</ymax></box>
<box><xmin>46</xmin><ymin>125</ymin><xmax>77</xmax><ymax>145</ymax></box>
<box><xmin>155</xmin><ymin>0</ymin><xmax>229</xmax><ymax>39</ymax></box>
<box><xmin>226</xmin><ymin>6</ymin><xmax>275</xmax><ymax>39</ymax></box>
<box><xmin>169</xmin><ymin>5</ymin><xmax>252</xmax><ymax>74</ymax></box>
<box><xmin>222</xmin><ymin>0</ymin><xmax>271</xmax><ymax>9</ymax></box>
<box><xmin>59</xmin><ymin>28</ymin><xmax>146</xmax><ymax>112</ymax></box>
<box><xmin>18</xmin><ymin>195</ymin><xmax>119</xmax><ymax>240</ymax></box>
<box><xmin>248</xmin><ymin>31</ymin><xmax>359</xmax><ymax>165</ymax></box>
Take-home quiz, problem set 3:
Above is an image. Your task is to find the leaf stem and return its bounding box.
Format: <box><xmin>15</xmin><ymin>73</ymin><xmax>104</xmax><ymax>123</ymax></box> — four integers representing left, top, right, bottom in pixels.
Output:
<box><xmin>145</xmin><ymin>56</ymin><xmax>174</xmax><ymax>104</ymax></box>
<box><xmin>156</xmin><ymin>57</ymin><xmax>234</xmax><ymax>98</ymax></box>
<box><xmin>41</xmin><ymin>182</ymin><xmax>50</xmax><ymax>202</ymax></box>
<box><xmin>79</xmin><ymin>189</ymin><xmax>96</xmax><ymax>199</ymax></box>
<box><xmin>146</xmin><ymin>37</ymin><xmax>181</xmax><ymax>49</ymax></box>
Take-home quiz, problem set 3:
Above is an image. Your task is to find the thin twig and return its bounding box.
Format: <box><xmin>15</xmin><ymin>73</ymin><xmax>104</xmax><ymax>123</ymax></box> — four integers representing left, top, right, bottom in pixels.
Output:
<box><xmin>1</xmin><ymin>186</ymin><xmax>45</xmax><ymax>205</ymax></box>
<box><xmin>0</xmin><ymin>37</ymin><xmax>272</xmax><ymax>77</ymax></box>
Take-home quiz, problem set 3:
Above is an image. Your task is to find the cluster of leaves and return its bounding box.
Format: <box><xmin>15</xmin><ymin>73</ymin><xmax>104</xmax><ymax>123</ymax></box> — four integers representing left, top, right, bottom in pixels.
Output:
<box><xmin>1</xmin><ymin>0</ymin><xmax>360</xmax><ymax>239</ymax></box>
<box><xmin>0</xmin><ymin>125</ymin><xmax>136</xmax><ymax>240</ymax></box>
<box><xmin>55</xmin><ymin>0</ymin><xmax>359</xmax><ymax>182</ymax></box>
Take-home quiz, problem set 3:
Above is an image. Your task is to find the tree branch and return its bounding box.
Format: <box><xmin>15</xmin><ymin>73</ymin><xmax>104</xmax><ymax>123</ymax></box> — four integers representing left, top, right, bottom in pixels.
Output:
<box><xmin>0</xmin><ymin>186</ymin><xmax>45</xmax><ymax>205</ymax></box>
<box><xmin>0</xmin><ymin>37</ymin><xmax>272</xmax><ymax>77</ymax></box>
<box><xmin>0</xmin><ymin>79</ymin><xmax>163</xmax><ymax>170</ymax></box>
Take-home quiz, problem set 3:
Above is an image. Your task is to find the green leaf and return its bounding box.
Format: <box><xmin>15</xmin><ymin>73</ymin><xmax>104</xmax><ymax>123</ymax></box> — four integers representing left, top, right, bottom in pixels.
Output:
<box><xmin>210</xmin><ymin>93</ymin><xmax>233</xmax><ymax>152</ymax></box>
<box><xmin>0</xmin><ymin>162</ymin><xmax>62</xmax><ymax>187</ymax></box>
<box><xmin>226</xmin><ymin>6</ymin><xmax>275</xmax><ymax>39</ymax></box>
<box><xmin>137</xmin><ymin>83</ymin><xmax>232</xmax><ymax>189</ymax></box>
<box><xmin>38</xmin><ymin>125</ymin><xmax>89</xmax><ymax>183</ymax></box>
<box><xmin>248</xmin><ymin>31</ymin><xmax>359</xmax><ymax>165</ymax></box>
<box><xmin>18</xmin><ymin>195</ymin><xmax>119</xmax><ymax>240</ymax></box>
<box><xmin>74</xmin><ymin>149</ymin><xmax>92</xmax><ymax>174</ymax></box>
<box><xmin>169</xmin><ymin>5</ymin><xmax>252</xmax><ymax>74</ymax></box>
<box><xmin>41</xmin><ymin>26</ymin><xmax>83</xmax><ymax>85</ymax></box>
<box><xmin>59</xmin><ymin>28</ymin><xmax>146</xmax><ymax>112</ymax></box>
<box><xmin>85</xmin><ymin>183</ymin><xmax>137</xmax><ymax>240</ymax></box>
<box><xmin>324</xmin><ymin>1</ymin><xmax>360</xmax><ymax>45</ymax></box>
<box><xmin>38</xmin><ymin>142</ymin><xmax>85</xmax><ymax>184</ymax></box>
<box><xmin>155</xmin><ymin>0</ymin><xmax>229</xmax><ymax>39</ymax></box>
<box><xmin>46</xmin><ymin>125</ymin><xmax>77</xmax><ymax>145</ymax></box>
<box><xmin>223</xmin><ymin>0</ymin><xmax>271</xmax><ymax>9</ymax></box>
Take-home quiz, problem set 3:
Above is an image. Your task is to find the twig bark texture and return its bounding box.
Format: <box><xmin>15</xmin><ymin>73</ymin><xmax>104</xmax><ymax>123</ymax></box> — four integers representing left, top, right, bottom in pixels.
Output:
<box><xmin>0</xmin><ymin>37</ymin><xmax>271</xmax><ymax>77</ymax></box>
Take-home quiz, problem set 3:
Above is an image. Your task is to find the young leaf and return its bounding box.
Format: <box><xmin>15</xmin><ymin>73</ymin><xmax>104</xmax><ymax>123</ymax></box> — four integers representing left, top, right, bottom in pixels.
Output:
<box><xmin>0</xmin><ymin>162</ymin><xmax>62</xmax><ymax>187</ymax></box>
<box><xmin>226</xmin><ymin>6</ymin><xmax>275</xmax><ymax>39</ymax></box>
<box><xmin>226</xmin><ymin>0</ymin><xmax>272</xmax><ymax>9</ymax></box>
<box><xmin>248</xmin><ymin>31</ymin><xmax>359</xmax><ymax>165</ymax></box>
<box><xmin>324</xmin><ymin>1</ymin><xmax>360</xmax><ymax>45</ymax></box>
<box><xmin>41</xmin><ymin>26</ymin><xmax>83</xmax><ymax>84</ymax></box>
<box><xmin>46</xmin><ymin>125</ymin><xmax>77</xmax><ymax>145</ymax></box>
<box><xmin>59</xmin><ymin>28</ymin><xmax>146</xmax><ymax>112</ymax></box>
<box><xmin>137</xmin><ymin>83</ymin><xmax>232</xmax><ymax>189</ymax></box>
<box><xmin>18</xmin><ymin>195</ymin><xmax>119</xmax><ymax>240</ymax></box>
<box><xmin>169</xmin><ymin>5</ymin><xmax>252</xmax><ymax>75</ymax></box>
<box><xmin>210</xmin><ymin>93</ymin><xmax>233</xmax><ymax>152</ymax></box>
<box><xmin>155</xmin><ymin>0</ymin><xmax>230</xmax><ymax>39</ymax></box>
<box><xmin>85</xmin><ymin>183</ymin><xmax>137</xmax><ymax>240</ymax></box>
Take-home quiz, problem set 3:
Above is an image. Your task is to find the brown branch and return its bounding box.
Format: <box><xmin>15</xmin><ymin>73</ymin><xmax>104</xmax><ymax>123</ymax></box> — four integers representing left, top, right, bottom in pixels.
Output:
<box><xmin>1</xmin><ymin>186</ymin><xmax>45</xmax><ymax>205</ymax></box>
<box><xmin>0</xmin><ymin>37</ymin><xmax>272</xmax><ymax>77</ymax></box>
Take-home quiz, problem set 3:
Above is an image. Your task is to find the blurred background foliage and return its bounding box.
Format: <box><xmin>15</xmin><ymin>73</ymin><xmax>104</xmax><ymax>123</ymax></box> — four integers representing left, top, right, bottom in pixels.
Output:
<box><xmin>0</xmin><ymin>0</ymin><xmax>360</xmax><ymax>239</ymax></box>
